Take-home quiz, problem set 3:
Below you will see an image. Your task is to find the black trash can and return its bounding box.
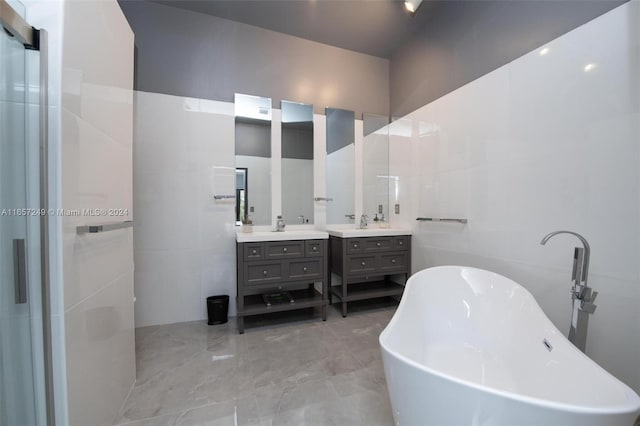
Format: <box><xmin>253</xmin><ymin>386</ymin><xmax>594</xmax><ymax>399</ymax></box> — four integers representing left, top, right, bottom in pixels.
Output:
<box><xmin>206</xmin><ymin>295</ymin><xmax>229</xmax><ymax>325</ymax></box>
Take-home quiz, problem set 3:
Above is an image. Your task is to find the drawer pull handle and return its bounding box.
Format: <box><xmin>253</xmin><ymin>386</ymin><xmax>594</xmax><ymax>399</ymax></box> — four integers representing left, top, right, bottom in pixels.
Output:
<box><xmin>252</xmin><ymin>249</ymin><xmax>257</xmax><ymax>255</ymax></box>
<box><xmin>312</xmin><ymin>246</ymin><xmax>317</xmax><ymax>251</ymax></box>
<box><xmin>399</xmin><ymin>241</ymin><xmax>404</xmax><ymax>245</ymax></box>
<box><xmin>283</xmin><ymin>247</ymin><xmax>288</xmax><ymax>253</ymax></box>
<box><xmin>391</xmin><ymin>259</ymin><xmax>396</xmax><ymax>264</ymax></box>
<box><xmin>303</xmin><ymin>267</ymin><xmax>308</xmax><ymax>272</ymax></box>
<box><xmin>361</xmin><ymin>261</ymin><xmax>366</xmax><ymax>266</ymax></box>
<box><xmin>376</xmin><ymin>242</ymin><xmax>382</xmax><ymax>247</ymax></box>
<box><xmin>263</xmin><ymin>270</ymin><xmax>268</xmax><ymax>276</ymax></box>
<box><xmin>353</xmin><ymin>244</ymin><xmax>358</xmax><ymax>248</ymax></box>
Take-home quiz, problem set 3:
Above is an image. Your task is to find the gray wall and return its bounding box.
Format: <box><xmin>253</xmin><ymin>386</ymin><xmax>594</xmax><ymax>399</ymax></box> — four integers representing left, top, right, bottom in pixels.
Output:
<box><xmin>235</xmin><ymin>120</ymin><xmax>271</xmax><ymax>158</ymax></box>
<box><xmin>282</xmin><ymin>124</ymin><xmax>313</xmax><ymax>160</ymax></box>
<box><xmin>120</xmin><ymin>0</ymin><xmax>625</xmax><ymax>121</ymax></box>
<box><xmin>119</xmin><ymin>0</ymin><xmax>389</xmax><ymax>117</ymax></box>
<box><xmin>363</xmin><ymin>113</ymin><xmax>390</xmax><ymax>136</ymax></box>
<box><xmin>326</xmin><ymin>108</ymin><xmax>355</xmax><ymax>155</ymax></box>
<box><xmin>390</xmin><ymin>0</ymin><xmax>626</xmax><ymax>117</ymax></box>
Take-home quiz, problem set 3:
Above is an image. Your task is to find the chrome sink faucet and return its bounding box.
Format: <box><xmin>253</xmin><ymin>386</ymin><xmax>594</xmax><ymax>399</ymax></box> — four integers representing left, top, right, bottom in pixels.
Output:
<box><xmin>276</xmin><ymin>215</ymin><xmax>285</xmax><ymax>232</ymax></box>
<box><xmin>359</xmin><ymin>214</ymin><xmax>369</xmax><ymax>229</ymax></box>
<box><xmin>540</xmin><ymin>230</ymin><xmax>597</xmax><ymax>353</ymax></box>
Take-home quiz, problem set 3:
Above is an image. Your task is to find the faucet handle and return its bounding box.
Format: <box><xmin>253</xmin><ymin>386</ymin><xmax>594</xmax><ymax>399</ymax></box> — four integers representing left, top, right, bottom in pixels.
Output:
<box><xmin>581</xmin><ymin>300</ymin><xmax>597</xmax><ymax>314</ymax></box>
<box><xmin>580</xmin><ymin>288</ymin><xmax>597</xmax><ymax>313</ymax></box>
<box><xmin>580</xmin><ymin>287</ymin><xmax>597</xmax><ymax>301</ymax></box>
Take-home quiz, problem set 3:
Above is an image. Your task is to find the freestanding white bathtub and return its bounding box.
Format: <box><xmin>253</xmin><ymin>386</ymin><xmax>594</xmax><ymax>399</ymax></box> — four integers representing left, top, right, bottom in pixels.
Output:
<box><xmin>379</xmin><ymin>266</ymin><xmax>640</xmax><ymax>426</ymax></box>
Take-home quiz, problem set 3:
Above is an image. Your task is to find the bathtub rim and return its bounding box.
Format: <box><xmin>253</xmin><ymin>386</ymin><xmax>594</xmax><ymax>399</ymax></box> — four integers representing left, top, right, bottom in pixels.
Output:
<box><xmin>379</xmin><ymin>265</ymin><xmax>640</xmax><ymax>416</ymax></box>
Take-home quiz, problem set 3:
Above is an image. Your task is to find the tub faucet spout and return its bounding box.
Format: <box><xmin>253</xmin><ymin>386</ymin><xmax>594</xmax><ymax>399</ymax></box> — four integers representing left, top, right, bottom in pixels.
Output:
<box><xmin>540</xmin><ymin>230</ymin><xmax>597</xmax><ymax>353</ymax></box>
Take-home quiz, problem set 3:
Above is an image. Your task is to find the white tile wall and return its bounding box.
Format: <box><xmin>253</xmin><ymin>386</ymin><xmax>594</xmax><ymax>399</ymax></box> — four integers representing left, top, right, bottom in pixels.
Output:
<box><xmin>354</xmin><ymin>119</ymin><xmax>364</xmax><ymax>223</ymax></box>
<box><xmin>271</xmin><ymin>109</ymin><xmax>282</xmax><ymax>226</ymax></box>
<box><xmin>59</xmin><ymin>1</ymin><xmax>136</xmax><ymax>424</ymax></box>
<box><xmin>133</xmin><ymin>91</ymin><xmax>236</xmax><ymax>326</ymax></box>
<box><xmin>388</xmin><ymin>1</ymin><xmax>640</xmax><ymax>393</ymax></box>
<box><xmin>64</xmin><ymin>271</ymin><xmax>135</xmax><ymax>425</ymax></box>
<box><xmin>313</xmin><ymin>114</ymin><xmax>328</xmax><ymax>226</ymax></box>
<box><xmin>133</xmin><ymin>95</ymin><xmax>374</xmax><ymax>327</ymax></box>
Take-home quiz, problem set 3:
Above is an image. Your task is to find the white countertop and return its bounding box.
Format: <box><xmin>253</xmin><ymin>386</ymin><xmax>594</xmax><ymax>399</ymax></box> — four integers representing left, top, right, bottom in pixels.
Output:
<box><xmin>236</xmin><ymin>230</ymin><xmax>329</xmax><ymax>243</ymax></box>
<box><xmin>324</xmin><ymin>226</ymin><xmax>412</xmax><ymax>238</ymax></box>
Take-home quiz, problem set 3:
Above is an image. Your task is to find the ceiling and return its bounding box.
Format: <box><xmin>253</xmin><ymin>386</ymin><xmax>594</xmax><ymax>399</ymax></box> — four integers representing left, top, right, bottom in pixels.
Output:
<box><xmin>150</xmin><ymin>0</ymin><xmax>440</xmax><ymax>58</ymax></box>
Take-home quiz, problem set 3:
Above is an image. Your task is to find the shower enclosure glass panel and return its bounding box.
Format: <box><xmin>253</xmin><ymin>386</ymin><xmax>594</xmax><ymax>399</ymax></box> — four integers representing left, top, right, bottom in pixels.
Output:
<box><xmin>0</xmin><ymin>1</ymin><xmax>48</xmax><ymax>424</ymax></box>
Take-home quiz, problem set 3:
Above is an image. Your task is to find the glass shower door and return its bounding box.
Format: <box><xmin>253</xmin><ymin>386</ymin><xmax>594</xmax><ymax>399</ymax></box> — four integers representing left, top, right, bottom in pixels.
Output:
<box><xmin>0</xmin><ymin>1</ymin><xmax>48</xmax><ymax>424</ymax></box>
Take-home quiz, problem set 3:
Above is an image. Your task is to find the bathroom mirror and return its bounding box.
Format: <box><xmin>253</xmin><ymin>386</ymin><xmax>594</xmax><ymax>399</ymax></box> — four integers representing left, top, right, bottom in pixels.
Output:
<box><xmin>363</xmin><ymin>113</ymin><xmax>390</xmax><ymax>225</ymax></box>
<box><xmin>281</xmin><ymin>100</ymin><xmax>314</xmax><ymax>225</ymax></box>
<box><xmin>235</xmin><ymin>93</ymin><xmax>272</xmax><ymax>226</ymax></box>
<box><xmin>326</xmin><ymin>107</ymin><xmax>355</xmax><ymax>225</ymax></box>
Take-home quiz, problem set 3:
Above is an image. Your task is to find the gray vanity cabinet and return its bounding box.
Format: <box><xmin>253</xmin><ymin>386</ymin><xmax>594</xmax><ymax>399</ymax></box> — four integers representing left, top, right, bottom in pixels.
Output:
<box><xmin>330</xmin><ymin>235</ymin><xmax>410</xmax><ymax>317</ymax></box>
<box><xmin>236</xmin><ymin>239</ymin><xmax>328</xmax><ymax>333</ymax></box>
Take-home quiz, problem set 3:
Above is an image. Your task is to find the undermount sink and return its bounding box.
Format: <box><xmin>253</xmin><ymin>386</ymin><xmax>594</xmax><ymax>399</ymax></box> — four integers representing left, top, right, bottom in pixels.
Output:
<box><xmin>235</xmin><ymin>230</ymin><xmax>328</xmax><ymax>243</ymax></box>
<box><xmin>324</xmin><ymin>226</ymin><xmax>411</xmax><ymax>238</ymax></box>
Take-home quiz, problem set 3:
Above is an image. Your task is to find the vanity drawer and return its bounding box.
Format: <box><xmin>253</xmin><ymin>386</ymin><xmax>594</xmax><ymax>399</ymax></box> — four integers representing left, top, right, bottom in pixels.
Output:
<box><xmin>363</xmin><ymin>237</ymin><xmax>393</xmax><ymax>252</ymax></box>
<box><xmin>346</xmin><ymin>239</ymin><xmax>363</xmax><ymax>254</ymax></box>
<box><xmin>379</xmin><ymin>253</ymin><xmax>408</xmax><ymax>272</ymax></box>
<box><xmin>347</xmin><ymin>255</ymin><xmax>377</xmax><ymax>275</ymax></box>
<box><xmin>288</xmin><ymin>259</ymin><xmax>322</xmax><ymax>280</ymax></box>
<box><xmin>305</xmin><ymin>240</ymin><xmax>324</xmax><ymax>257</ymax></box>
<box><xmin>266</xmin><ymin>241</ymin><xmax>304</xmax><ymax>259</ymax></box>
<box><xmin>244</xmin><ymin>243</ymin><xmax>264</xmax><ymax>260</ymax></box>
<box><xmin>245</xmin><ymin>262</ymin><xmax>283</xmax><ymax>285</ymax></box>
<box><xmin>394</xmin><ymin>236</ymin><xmax>409</xmax><ymax>250</ymax></box>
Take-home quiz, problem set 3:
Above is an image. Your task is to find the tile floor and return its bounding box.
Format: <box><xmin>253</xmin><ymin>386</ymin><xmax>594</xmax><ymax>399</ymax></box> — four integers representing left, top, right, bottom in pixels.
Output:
<box><xmin>115</xmin><ymin>301</ymin><xmax>398</xmax><ymax>425</ymax></box>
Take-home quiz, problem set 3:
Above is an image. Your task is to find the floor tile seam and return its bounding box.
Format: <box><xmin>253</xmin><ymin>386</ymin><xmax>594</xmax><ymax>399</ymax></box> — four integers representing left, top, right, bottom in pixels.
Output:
<box><xmin>132</xmin><ymin>348</ymin><xmax>210</xmax><ymax>389</ymax></box>
<box><xmin>115</xmin><ymin>410</ymin><xmax>180</xmax><ymax>426</ymax></box>
<box><xmin>135</xmin><ymin>326</ymin><xmax>164</xmax><ymax>347</ymax></box>
<box><xmin>136</xmin><ymin>340</ymin><xmax>207</xmax><ymax>362</ymax></box>
<box><xmin>342</xmin><ymin>340</ymin><xmax>370</xmax><ymax>371</ymax></box>
<box><xmin>243</xmin><ymin>394</ymin><xmax>261</xmax><ymax>423</ymax></box>
<box><xmin>136</xmin><ymin>337</ymin><xmax>206</xmax><ymax>361</ymax></box>
<box><xmin>172</xmin><ymin>398</ymin><xmax>240</xmax><ymax>426</ymax></box>
<box><xmin>118</xmin><ymin>402</ymin><xmax>201</xmax><ymax>426</ymax></box>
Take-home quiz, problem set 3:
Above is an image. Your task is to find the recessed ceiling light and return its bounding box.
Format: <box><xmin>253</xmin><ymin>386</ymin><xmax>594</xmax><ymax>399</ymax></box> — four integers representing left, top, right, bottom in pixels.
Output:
<box><xmin>539</xmin><ymin>47</ymin><xmax>550</xmax><ymax>56</ymax></box>
<box><xmin>404</xmin><ymin>0</ymin><xmax>423</xmax><ymax>15</ymax></box>
<box><xmin>584</xmin><ymin>63</ymin><xmax>597</xmax><ymax>72</ymax></box>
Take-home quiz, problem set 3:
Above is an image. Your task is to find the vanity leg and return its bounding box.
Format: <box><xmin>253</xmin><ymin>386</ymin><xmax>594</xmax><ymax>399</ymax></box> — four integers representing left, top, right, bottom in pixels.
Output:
<box><xmin>342</xmin><ymin>302</ymin><xmax>347</xmax><ymax>318</ymax></box>
<box><xmin>322</xmin><ymin>304</ymin><xmax>327</xmax><ymax>321</ymax></box>
<box><xmin>238</xmin><ymin>316</ymin><xmax>244</xmax><ymax>334</ymax></box>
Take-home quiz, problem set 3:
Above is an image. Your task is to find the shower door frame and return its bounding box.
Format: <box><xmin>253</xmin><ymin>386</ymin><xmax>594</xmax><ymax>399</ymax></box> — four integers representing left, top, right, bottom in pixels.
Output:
<box><xmin>0</xmin><ymin>0</ymin><xmax>54</xmax><ymax>424</ymax></box>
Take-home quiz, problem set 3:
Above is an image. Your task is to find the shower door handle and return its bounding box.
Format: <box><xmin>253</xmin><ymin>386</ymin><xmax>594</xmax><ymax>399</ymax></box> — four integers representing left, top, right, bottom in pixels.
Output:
<box><xmin>13</xmin><ymin>239</ymin><xmax>27</xmax><ymax>304</ymax></box>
